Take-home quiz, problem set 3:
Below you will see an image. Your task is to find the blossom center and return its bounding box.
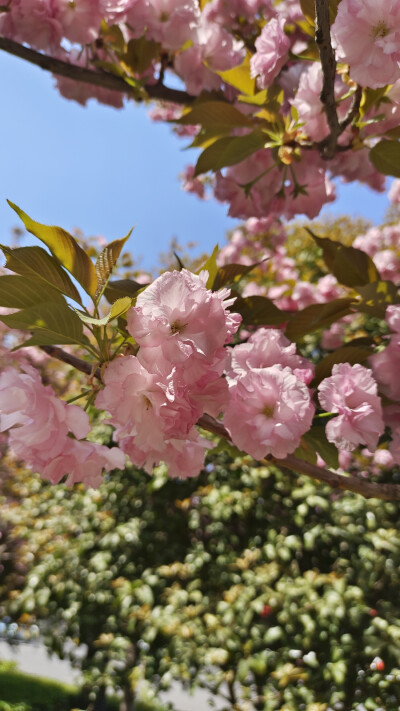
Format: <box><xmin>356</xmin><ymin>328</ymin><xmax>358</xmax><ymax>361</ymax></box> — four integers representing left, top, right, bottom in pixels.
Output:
<box><xmin>170</xmin><ymin>320</ymin><xmax>186</xmax><ymax>334</ymax></box>
<box><xmin>142</xmin><ymin>395</ymin><xmax>152</xmax><ymax>410</ymax></box>
<box><xmin>372</xmin><ymin>20</ymin><xmax>389</xmax><ymax>39</ymax></box>
<box><xmin>263</xmin><ymin>404</ymin><xmax>275</xmax><ymax>418</ymax></box>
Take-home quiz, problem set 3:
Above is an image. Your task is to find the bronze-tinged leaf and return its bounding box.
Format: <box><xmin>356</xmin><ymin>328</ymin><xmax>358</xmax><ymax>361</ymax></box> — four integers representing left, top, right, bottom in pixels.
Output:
<box><xmin>0</xmin><ymin>274</ymin><xmax>65</xmax><ymax>309</ymax></box>
<box><xmin>194</xmin><ymin>132</ymin><xmax>267</xmax><ymax>176</ymax></box>
<box><xmin>94</xmin><ymin>231</ymin><xmax>132</xmax><ymax>302</ymax></box>
<box><xmin>177</xmin><ymin>100</ymin><xmax>254</xmax><ymax>129</ymax></box>
<box><xmin>307</xmin><ymin>229</ymin><xmax>380</xmax><ymax>287</ymax></box>
<box><xmin>233</xmin><ymin>295</ymin><xmax>286</xmax><ymax>326</ymax></box>
<box><xmin>121</xmin><ymin>36</ymin><xmax>161</xmax><ymax>75</ymax></box>
<box><xmin>369</xmin><ymin>139</ymin><xmax>400</xmax><ymax>178</ymax></box>
<box><xmin>354</xmin><ymin>280</ymin><xmax>400</xmax><ymax>318</ymax></box>
<box><xmin>7</xmin><ymin>201</ymin><xmax>98</xmax><ymax>298</ymax></box>
<box><xmin>104</xmin><ymin>279</ymin><xmax>146</xmax><ymax>304</ymax></box>
<box><xmin>0</xmin><ymin>302</ymin><xmax>85</xmax><ymax>346</ymax></box>
<box><xmin>285</xmin><ymin>298</ymin><xmax>354</xmax><ymax>341</ymax></box>
<box><xmin>0</xmin><ymin>245</ymin><xmax>82</xmax><ymax>304</ymax></box>
<box><xmin>213</xmin><ymin>262</ymin><xmax>263</xmax><ymax>291</ymax></box>
<box><xmin>312</xmin><ymin>344</ymin><xmax>373</xmax><ymax>386</ymax></box>
<box><xmin>302</xmin><ymin>427</ymin><xmax>339</xmax><ymax>470</ymax></box>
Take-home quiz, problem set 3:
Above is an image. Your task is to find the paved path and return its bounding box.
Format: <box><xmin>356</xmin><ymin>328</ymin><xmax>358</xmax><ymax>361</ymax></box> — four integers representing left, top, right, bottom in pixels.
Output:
<box><xmin>0</xmin><ymin>641</ymin><xmax>223</xmax><ymax>711</ymax></box>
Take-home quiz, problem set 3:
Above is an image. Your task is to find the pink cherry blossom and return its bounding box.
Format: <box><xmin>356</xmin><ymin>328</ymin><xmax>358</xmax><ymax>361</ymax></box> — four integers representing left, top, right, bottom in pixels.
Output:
<box><xmin>224</xmin><ymin>365</ymin><xmax>314</xmax><ymax>459</ymax></box>
<box><xmin>318</xmin><ymin>363</ymin><xmax>384</xmax><ymax>452</ymax></box>
<box><xmin>43</xmin><ymin>439</ymin><xmax>125</xmax><ymax>489</ymax></box>
<box><xmin>227</xmin><ymin>327</ymin><xmax>314</xmax><ymax>385</ymax></box>
<box><xmin>127</xmin><ymin>269</ymin><xmax>241</xmax><ymax>368</ymax></box>
<box><xmin>250</xmin><ymin>17</ymin><xmax>291</xmax><ymax>89</ymax></box>
<box><xmin>388</xmin><ymin>179</ymin><xmax>400</xmax><ymax>204</ymax></box>
<box><xmin>331</xmin><ymin>0</ymin><xmax>400</xmax><ymax>89</ymax></box>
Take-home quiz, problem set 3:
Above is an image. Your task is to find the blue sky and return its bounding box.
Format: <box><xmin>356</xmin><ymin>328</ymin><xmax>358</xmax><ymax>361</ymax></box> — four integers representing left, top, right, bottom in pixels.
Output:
<box><xmin>0</xmin><ymin>49</ymin><xmax>393</xmax><ymax>271</ymax></box>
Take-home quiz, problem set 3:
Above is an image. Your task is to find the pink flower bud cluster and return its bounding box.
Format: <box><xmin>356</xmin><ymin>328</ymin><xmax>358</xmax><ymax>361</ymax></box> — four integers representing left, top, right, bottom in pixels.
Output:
<box><xmin>0</xmin><ymin>365</ymin><xmax>124</xmax><ymax>487</ymax></box>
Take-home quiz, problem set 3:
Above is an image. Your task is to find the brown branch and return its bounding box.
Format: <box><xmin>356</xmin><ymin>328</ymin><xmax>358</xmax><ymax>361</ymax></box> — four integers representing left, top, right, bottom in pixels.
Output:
<box><xmin>0</xmin><ymin>35</ymin><xmax>194</xmax><ymax>106</ymax></box>
<box><xmin>41</xmin><ymin>345</ymin><xmax>400</xmax><ymax>501</ymax></box>
<box><xmin>340</xmin><ymin>84</ymin><xmax>362</xmax><ymax>131</ymax></box>
<box><xmin>314</xmin><ymin>0</ymin><xmax>341</xmax><ymax>159</ymax></box>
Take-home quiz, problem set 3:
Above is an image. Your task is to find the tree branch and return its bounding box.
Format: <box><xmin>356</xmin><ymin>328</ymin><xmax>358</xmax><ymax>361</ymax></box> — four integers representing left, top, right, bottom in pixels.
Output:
<box><xmin>0</xmin><ymin>36</ymin><xmax>194</xmax><ymax>106</ymax></box>
<box><xmin>40</xmin><ymin>345</ymin><xmax>400</xmax><ymax>501</ymax></box>
<box><xmin>314</xmin><ymin>0</ymin><xmax>341</xmax><ymax>159</ymax></box>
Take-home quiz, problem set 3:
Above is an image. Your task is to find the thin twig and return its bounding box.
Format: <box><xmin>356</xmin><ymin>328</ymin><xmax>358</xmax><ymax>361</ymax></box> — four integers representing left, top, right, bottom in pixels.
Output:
<box><xmin>0</xmin><ymin>36</ymin><xmax>194</xmax><ymax>106</ymax></box>
<box><xmin>340</xmin><ymin>85</ymin><xmax>362</xmax><ymax>131</ymax></box>
<box><xmin>40</xmin><ymin>345</ymin><xmax>400</xmax><ymax>501</ymax></box>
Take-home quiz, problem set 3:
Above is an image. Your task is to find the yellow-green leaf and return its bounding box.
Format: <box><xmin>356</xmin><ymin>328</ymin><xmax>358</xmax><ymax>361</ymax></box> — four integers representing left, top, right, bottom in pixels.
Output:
<box><xmin>74</xmin><ymin>297</ymin><xmax>133</xmax><ymax>327</ymax></box>
<box><xmin>0</xmin><ymin>245</ymin><xmax>82</xmax><ymax>304</ymax></box>
<box><xmin>285</xmin><ymin>298</ymin><xmax>354</xmax><ymax>341</ymax></box>
<box><xmin>215</xmin><ymin>52</ymin><xmax>256</xmax><ymax>96</ymax></box>
<box><xmin>308</xmin><ymin>230</ymin><xmax>380</xmax><ymax>287</ymax></box>
<box><xmin>95</xmin><ymin>231</ymin><xmax>132</xmax><ymax>302</ymax></box>
<box><xmin>369</xmin><ymin>140</ymin><xmax>400</xmax><ymax>178</ymax></box>
<box><xmin>194</xmin><ymin>132</ymin><xmax>266</xmax><ymax>176</ymax></box>
<box><xmin>8</xmin><ymin>201</ymin><xmax>98</xmax><ymax>298</ymax></box>
<box><xmin>197</xmin><ymin>245</ymin><xmax>219</xmax><ymax>289</ymax></box>
<box><xmin>0</xmin><ymin>274</ymin><xmax>65</xmax><ymax>309</ymax></box>
<box><xmin>0</xmin><ymin>302</ymin><xmax>85</xmax><ymax>346</ymax></box>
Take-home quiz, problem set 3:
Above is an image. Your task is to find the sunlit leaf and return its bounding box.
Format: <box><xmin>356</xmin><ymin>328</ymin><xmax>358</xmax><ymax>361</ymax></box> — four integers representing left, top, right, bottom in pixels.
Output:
<box><xmin>215</xmin><ymin>52</ymin><xmax>256</xmax><ymax>96</ymax></box>
<box><xmin>285</xmin><ymin>298</ymin><xmax>354</xmax><ymax>341</ymax></box>
<box><xmin>75</xmin><ymin>297</ymin><xmax>133</xmax><ymax>326</ymax></box>
<box><xmin>354</xmin><ymin>280</ymin><xmax>400</xmax><ymax>318</ymax></box>
<box><xmin>0</xmin><ymin>274</ymin><xmax>65</xmax><ymax>309</ymax></box>
<box><xmin>0</xmin><ymin>245</ymin><xmax>82</xmax><ymax>303</ymax></box>
<box><xmin>194</xmin><ymin>132</ymin><xmax>267</xmax><ymax>176</ymax></box>
<box><xmin>94</xmin><ymin>231</ymin><xmax>132</xmax><ymax>302</ymax></box>
<box><xmin>369</xmin><ymin>140</ymin><xmax>400</xmax><ymax>178</ymax></box>
<box><xmin>308</xmin><ymin>229</ymin><xmax>380</xmax><ymax>287</ymax></box>
<box><xmin>8</xmin><ymin>201</ymin><xmax>98</xmax><ymax>298</ymax></box>
<box><xmin>0</xmin><ymin>302</ymin><xmax>85</xmax><ymax>346</ymax></box>
<box><xmin>198</xmin><ymin>245</ymin><xmax>219</xmax><ymax>289</ymax></box>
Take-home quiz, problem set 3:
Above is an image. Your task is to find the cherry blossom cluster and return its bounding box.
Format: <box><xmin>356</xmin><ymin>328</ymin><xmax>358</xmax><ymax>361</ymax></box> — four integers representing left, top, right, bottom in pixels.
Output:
<box><xmin>1</xmin><ymin>265</ymin><xmax>397</xmax><ymax>484</ymax></box>
<box><xmin>0</xmin><ymin>364</ymin><xmax>125</xmax><ymax>487</ymax></box>
<box><xmin>2</xmin><ymin>0</ymin><xmax>400</xmax><ymax>221</ymax></box>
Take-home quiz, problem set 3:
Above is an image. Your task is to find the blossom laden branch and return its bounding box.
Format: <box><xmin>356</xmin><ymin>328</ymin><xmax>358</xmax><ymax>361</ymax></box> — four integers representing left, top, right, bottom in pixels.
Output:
<box><xmin>0</xmin><ymin>36</ymin><xmax>194</xmax><ymax>106</ymax></box>
<box><xmin>39</xmin><ymin>345</ymin><xmax>400</xmax><ymax>502</ymax></box>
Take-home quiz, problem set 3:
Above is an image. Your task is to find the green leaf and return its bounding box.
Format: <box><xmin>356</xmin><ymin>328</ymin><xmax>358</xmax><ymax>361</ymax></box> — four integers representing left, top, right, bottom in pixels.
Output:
<box><xmin>94</xmin><ymin>231</ymin><xmax>132</xmax><ymax>301</ymax></box>
<box><xmin>197</xmin><ymin>245</ymin><xmax>219</xmax><ymax>289</ymax></box>
<box><xmin>307</xmin><ymin>229</ymin><xmax>380</xmax><ymax>287</ymax></box>
<box><xmin>213</xmin><ymin>262</ymin><xmax>263</xmax><ymax>291</ymax></box>
<box><xmin>359</xmin><ymin>86</ymin><xmax>388</xmax><ymax>118</ymax></box>
<box><xmin>285</xmin><ymin>298</ymin><xmax>354</xmax><ymax>341</ymax></box>
<box><xmin>0</xmin><ymin>245</ymin><xmax>82</xmax><ymax>304</ymax></box>
<box><xmin>233</xmin><ymin>295</ymin><xmax>285</xmax><ymax>326</ymax></box>
<box><xmin>369</xmin><ymin>140</ymin><xmax>400</xmax><ymax>178</ymax></box>
<box><xmin>104</xmin><ymin>279</ymin><xmax>146</xmax><ymax>304</ymax></box>
<box><xmin>303</xmin><ymin>426</ymin><xmax>339</xmax><ymax>470</ymax></box>
<box><xmin>215</xmin><ymin>52</ymin><xmax>257</xmax><ymax>96</ymax></box>
<box><xmin>194</xmin><ymin>132</ymin><xmax>267</xmax><ymax>176</ymax></box>
<box><xmin>7</xmin><ymin>201</ymin><xmax>98</xmax><ymax>298</ymax></box>
<box><xmin>0</xmin><ymin>302</ymin><xmax>85</xmax><ymax>346</ymax></box>
<box><xmin>120</xmin><ymin>36</ymin><xmax>161</xmax><ymax>75</ymax></box>
<box><xmin>75</xmin><ymin>297</ymin><xmax>133</xmax><ymax>326</ymax></box>
<box><xmin>299</xmin><ymin>0</ymin><xmax>315</xmax><ymax>24</ymax></box>
<box><xmin>177</xmin><ymin>100</ymin><xmax>253</xmax><ymax>129</ymax></box>
<box><xmin>0</xmin><ymin>274</ymin><xmax>65</xmax><ymax>309</ymax></box>
<box><xmin>313</xmin><ymin>344</ymin><xmax>373</xmax><ymax>386</ymax></box>
<box><xmin>354</xmin><ymin>280</ymin><xmax>400</xmax><ymax>318</ymax></box>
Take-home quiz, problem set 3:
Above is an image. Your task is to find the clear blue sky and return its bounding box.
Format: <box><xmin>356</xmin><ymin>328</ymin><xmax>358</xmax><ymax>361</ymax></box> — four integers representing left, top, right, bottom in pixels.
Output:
<box><xmin>0</xmin><ymin>50</ymin><xmax>393</xmax><ymax>271</ymax></box>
